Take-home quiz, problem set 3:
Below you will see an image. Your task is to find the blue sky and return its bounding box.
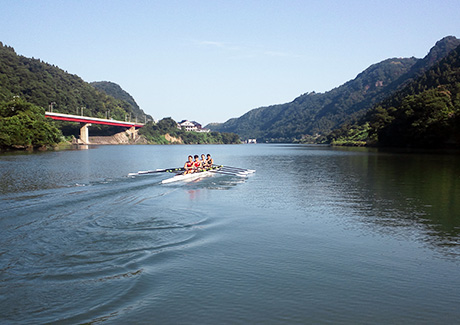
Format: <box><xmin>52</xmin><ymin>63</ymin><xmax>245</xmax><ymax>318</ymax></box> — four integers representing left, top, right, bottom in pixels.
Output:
<box><xmin>1</xmin><ymin>0</ymin><xmax>459</xmax><ymax>125</ymax></box>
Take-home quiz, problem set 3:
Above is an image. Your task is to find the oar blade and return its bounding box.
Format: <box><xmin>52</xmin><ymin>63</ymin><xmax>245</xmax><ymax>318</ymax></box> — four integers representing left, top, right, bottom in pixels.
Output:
<box><xmin>218</xmin><ymin>165</ymin><xmax>256</xmax><ymax>175</ymax></box>
<box><xmin>128</xmin><ymin>167</ymin><xmax>183</xmax><ymax>176</ymax></box>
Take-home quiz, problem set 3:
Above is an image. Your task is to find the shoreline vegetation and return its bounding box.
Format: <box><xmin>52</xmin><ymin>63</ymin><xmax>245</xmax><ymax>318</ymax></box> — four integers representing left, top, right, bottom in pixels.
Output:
<box><xmin>0</xmin><ymin>98</ymin><xmax>241</xmax><ymax>151</ymax></box>
<box><xmin>208</xmin><ymin>37</ymin><xmax>460</xmax><ymax>149</ymax></box>
<box><xmin>0</xmin><ymin>42</ymin><xmax>240</xmax><ymax>151</ymax></box>
<box><xmin>138</xmin><ymin>118</ymin><xmax>240</xmax><ymax>145</ymax></box>
<box><xmin>324</xmin><ymin>44</ymin><xmax>460</xmax><ymax>149</ymax></box>
<box><xmin>2</xmin><ymin>38</ymin><xmax>460</xmax><ymax>151</ymax></box>
<box><xmin>0</xmin><ymin>96</ymin><xmax>241</xmax><ymax>151</ymax></box>
<box><xmin>0</xmin><ymin>98</ymin><xmax>61</xmax><ymax>151</ymax></box>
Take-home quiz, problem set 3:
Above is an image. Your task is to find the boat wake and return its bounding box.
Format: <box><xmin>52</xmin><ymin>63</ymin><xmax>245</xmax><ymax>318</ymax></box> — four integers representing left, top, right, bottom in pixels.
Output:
<box><xmin>0</xmin><ymin>173</ymin><xmax>213</xmax><ymax>323</ymax></box>
<box><xmin>0</xmin><ymin>163</ymin><xmax>253</xmax><ymax>323</ymax></box>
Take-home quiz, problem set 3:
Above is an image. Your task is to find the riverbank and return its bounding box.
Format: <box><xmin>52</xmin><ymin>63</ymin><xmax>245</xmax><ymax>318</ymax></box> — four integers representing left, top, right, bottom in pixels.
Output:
<box><xmin>87</xmin><ymin>128</ymin><xmax>148</xmax><ymax>145</ymax></box>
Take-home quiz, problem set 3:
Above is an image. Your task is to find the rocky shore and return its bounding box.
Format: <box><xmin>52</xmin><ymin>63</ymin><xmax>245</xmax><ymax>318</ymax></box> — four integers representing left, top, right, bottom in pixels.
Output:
<box><xmin>87</xmin><ymin>128</ymin><xmax>148</xmax><ymax>145</ymax></box>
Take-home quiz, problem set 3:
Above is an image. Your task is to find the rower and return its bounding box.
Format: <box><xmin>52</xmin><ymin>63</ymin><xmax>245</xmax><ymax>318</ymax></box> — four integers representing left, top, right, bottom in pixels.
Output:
<box><xmin>205</xmin><ymin>154</ymin><xmax>214</xmax><ymax>167</ymax></box>
<box><xmin>183</xmin><ymin>155</ymin><xmax>194</xmax><ymax>174</ymax></box>
<box><xmin>193</xmin><ymin>155</ymin><xmax>202</xmax><ymax>172</ymax></box>
<box><xmin>201</xmin><ymin>154</ymin><xmax>207</xmax><ymax>168</ymax></box>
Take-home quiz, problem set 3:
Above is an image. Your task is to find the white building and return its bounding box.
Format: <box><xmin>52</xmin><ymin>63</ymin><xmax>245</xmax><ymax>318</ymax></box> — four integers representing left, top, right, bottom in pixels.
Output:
<box><xmin>178</xmin><ymin>120</ymin><xmax>210</xmax><ymax>132</ymax></box>
<box><xmin>178</xmin><ymin>120</ymin><xmax>197</xmax><ymax>131</ymax></box>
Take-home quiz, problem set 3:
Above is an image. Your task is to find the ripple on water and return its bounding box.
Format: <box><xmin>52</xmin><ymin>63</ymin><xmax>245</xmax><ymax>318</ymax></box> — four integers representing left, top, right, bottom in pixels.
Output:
<box><xmin>0</xmin><ymin>179</ymin><xmax>211</xmax><ymax>324</ymax></box>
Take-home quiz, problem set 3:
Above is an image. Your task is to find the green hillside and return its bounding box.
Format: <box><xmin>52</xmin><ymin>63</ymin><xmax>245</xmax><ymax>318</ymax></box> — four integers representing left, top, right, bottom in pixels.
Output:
<box><xmin>209</xmin><ymin>36</ymin><xmax>460</xmax><ymax>143</ymax></box>
<box><xmin>0</xmin><ymin>42</ymin><xmax>153</xmax><ymax>147</ymax></box>
<box><xmin>328</xmin><ymin>43</ymin><xmax>460</xmax><ymax>148</ymax></box>
<box><xmin>0</xmin><ymin>42</ymin><xmax>149</xmax><ymax>122</ymax></box>
<box><xmin>0</xmin><ymin>42</ymin><xmax>240</xmax><ymax>148</ymax></box>
<box><xmin>91</xmin><ymin>81</ymin><xmax>152</xmax><ymax>122</ymax></box>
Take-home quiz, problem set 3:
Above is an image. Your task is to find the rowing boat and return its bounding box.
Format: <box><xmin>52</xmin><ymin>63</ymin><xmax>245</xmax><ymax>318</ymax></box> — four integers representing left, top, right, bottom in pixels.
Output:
<box><xmin>128</xmin><ymin>165</ymin><xmax>255</xmax><ymax>183</ymax></box>
<box><xmin>161</xmin><ymin>167</ymin><xmax>221</xmax><ymax>184</ymax></box>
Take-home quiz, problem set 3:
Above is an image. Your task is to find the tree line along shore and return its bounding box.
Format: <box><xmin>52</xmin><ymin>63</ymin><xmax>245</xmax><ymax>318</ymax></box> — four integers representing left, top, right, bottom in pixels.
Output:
<box><xmin>2</xmin><ymin>37</ymin><xmax>460</xmax><ymax>150</ymax></box>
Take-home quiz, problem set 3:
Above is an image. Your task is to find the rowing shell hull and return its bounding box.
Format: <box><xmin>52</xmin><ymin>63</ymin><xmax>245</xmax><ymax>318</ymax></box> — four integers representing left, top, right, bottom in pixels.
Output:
<box><xmin>161</xmin><ymin>170</ymin><xmax>216</xmax><ymax>184</ymax></box>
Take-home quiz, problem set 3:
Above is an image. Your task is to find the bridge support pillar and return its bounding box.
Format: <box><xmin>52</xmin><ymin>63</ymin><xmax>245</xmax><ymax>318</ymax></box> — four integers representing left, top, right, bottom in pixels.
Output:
<box><xmin>127</xmin><ymin>126</ymin><xmax>137</xmax><ymax>140</ymax></box>
<box><xmin>79</xmin><ymin>123</ymin><xmax>91</xmax><ymax>144</ymax></box>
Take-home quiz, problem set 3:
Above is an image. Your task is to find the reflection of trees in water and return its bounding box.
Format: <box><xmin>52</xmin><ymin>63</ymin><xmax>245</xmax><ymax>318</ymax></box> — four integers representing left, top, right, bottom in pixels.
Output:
<box><xmin>370</xmin><ymin>153</ymin><xmax>460</xmax><ymax>256</ymax></box>
<box><xmin>292</xmin><ymin>148</ymin><xmax>460</xmax><ymax>257</ymax></box>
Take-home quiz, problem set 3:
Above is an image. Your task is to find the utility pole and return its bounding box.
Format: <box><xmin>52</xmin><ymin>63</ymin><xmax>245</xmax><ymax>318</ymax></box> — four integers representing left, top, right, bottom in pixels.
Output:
<box><xmin>49</xmin><ymin>102</ymin><xmax>56</xmax><ymax>112</ymax></box>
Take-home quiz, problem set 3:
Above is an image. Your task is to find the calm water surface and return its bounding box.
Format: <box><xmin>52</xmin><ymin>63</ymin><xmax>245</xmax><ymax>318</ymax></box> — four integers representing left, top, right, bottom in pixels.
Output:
<box><xmin>1</xmin><ymin>144</ymin><xmax>459</xmax><ymax>324</ymax></box>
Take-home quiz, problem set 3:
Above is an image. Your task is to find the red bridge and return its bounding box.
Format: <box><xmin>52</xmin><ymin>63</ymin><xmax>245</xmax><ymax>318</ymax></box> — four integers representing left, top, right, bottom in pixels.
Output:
<box><xmin>45</xmin><ymin>111</ymin><xmax>144</xmax><ymax>144</ymax></box>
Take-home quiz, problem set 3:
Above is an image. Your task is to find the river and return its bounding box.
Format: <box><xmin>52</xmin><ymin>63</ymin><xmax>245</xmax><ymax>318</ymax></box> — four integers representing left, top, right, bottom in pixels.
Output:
<box><xmin>1</xmin><ymin>144</ymin><xmax>459</xmax><ymax>324</ymax></box>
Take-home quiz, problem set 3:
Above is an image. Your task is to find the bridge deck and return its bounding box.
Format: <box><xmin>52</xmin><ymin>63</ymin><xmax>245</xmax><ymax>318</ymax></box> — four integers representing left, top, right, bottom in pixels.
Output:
<box><xmin>45</xmin><ymin>112</ymin><xmax>144</xmax><ymax>128</ymax></box>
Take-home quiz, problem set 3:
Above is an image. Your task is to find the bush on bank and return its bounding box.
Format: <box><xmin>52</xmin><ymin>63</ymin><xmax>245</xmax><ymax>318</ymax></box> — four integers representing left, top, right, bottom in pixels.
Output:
<box><xmin>139</xmin><ymin>118</ymin><xmax>241</xmax><ymax>144</ymax></box>
<box><xmin>0</xmin><ymin>97</ymin><xmax>62</xmax><ymax>149</ymax></box>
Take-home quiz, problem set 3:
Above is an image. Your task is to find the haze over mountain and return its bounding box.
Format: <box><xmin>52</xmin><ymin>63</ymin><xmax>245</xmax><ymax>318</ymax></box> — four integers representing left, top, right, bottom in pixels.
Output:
<box><xmin>209</xmin><ymin>36</ymin><xmax>460</xmax><ymax>142</ymax></box>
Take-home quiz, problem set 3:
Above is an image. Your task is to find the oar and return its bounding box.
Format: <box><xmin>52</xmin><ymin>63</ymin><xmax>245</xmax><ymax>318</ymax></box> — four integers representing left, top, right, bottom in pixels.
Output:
<box><xmin>208</xmin><ymin>169</ymin><xmax>248</xmax><ymax>177</ymax></box>
<box><xmin>220</xmin><ymin>167</ymin><xmax>254</xmax><ymax>174</ymax></box>
<box><xmin>220</xmin><ymin>169</ymin><xmax>251</xmax><ymax>176</ymax></box>
<box><xmin>214</xmin><ymin>164</ymin><xmax>254</xmax><ymax>172</ymax></box>
<box><xmin>214</xmin><ymin>165</ymin><xmax>256</xmax><ymax>173</ymax></box>
<box><xmin>128</xmin><ymin>167</ymin><xmax>184</xmax><ymax>176</ymax></box>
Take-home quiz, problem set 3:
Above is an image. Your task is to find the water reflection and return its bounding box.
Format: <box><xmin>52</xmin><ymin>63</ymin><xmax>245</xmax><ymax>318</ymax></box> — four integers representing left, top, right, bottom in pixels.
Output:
<box><xmin>1</xmin><ymin>144</ymin><xmax>459</xmax><ymax>324</ymax></box>
<box><xmin>183</xmin><ymin>175</ymin><xmax>248</xmax><ymax>191</ymax></box>
<box><xmin>288</xmin><ymin>147</ymin><xmax>460</xmax><ymax>256</ymax></box>
<box><xmin>187</xmin><ymin>189</ymin><xmax>202</xmax><ymax>200</ymax></box>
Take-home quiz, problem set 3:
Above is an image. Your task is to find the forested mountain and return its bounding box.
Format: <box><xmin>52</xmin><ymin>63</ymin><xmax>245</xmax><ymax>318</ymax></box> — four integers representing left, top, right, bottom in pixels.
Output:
<box><xmin>209</xmin><ymin>36</ymin><xmax>460</xmax><ymax>142</ymax></box>
<box><xmin>0</xmin><ymin>42</ymin><xmax>240</xmax><ymax>148</ymax></box>
<box><xmin>328</xmin><ymin>43</ymin><xmax>460</xmax><ymax>148</ymax></box>
<box><xmin>0</xmin><ymin>42</ymin><xmax>149</xmax><ymax>122</ymax></box>
<box><xmin>91</xmin><ymin>81</ymin><xmax>152</xmax><ymax>122</ymax></box>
